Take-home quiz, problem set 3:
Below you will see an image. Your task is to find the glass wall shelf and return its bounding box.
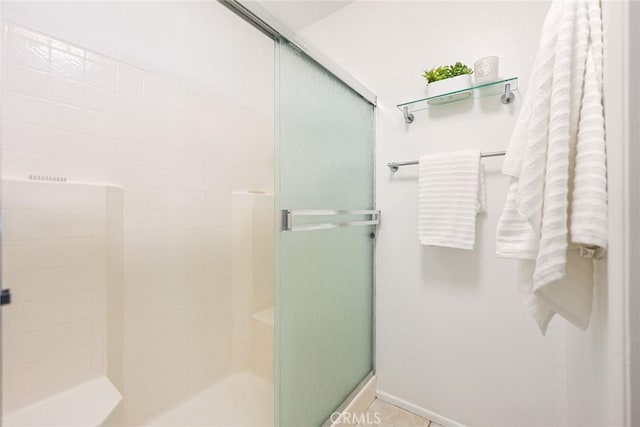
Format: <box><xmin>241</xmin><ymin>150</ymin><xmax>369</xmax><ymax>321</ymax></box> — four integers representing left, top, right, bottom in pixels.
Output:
<box><xmin>397</xmin><ymin>76</ymin><xmax>518</xmax><ymax>123</ymax></box>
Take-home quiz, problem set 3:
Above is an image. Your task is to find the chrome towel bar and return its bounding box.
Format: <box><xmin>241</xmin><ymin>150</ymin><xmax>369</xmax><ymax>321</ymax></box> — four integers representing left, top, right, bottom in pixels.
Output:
<box><xmin>387</xmin><ymin>150</ymin><xmax>506</xmax><ymax>172</ymax></box>
<box><xmin>280</xmin><ymin>209</ymin><xmax>380</xmax><ymax>232</ymax></box>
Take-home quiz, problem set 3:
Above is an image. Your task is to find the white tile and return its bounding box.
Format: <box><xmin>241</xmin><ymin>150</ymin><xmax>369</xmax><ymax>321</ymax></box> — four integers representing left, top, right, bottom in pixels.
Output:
<box><xmin>3</xmin><ymin>180</ymin><xmax>55</xmax><ymax>209</ymax></box>
<box><xmin>115</xmin><ymin>140</ymin><xmax>164</xmax><ymax>168</ymax></box>
<box><xmin>50</xmin><ymin>38</ymin><xmax>85</xmax><ymax>57</ymax></box>
<box><xmin>124</xmin><ymin>189</ymin><xmax>166</xmax><ymax>211</ymax></box>
<box><xmin>106</xmin><ymin>186</ymin><xmax>124</xmax><ymax>209</ymax></box>
<box><xmin>7</xmin><ymin>35</ymin><xmax>50</xmax><ymax>72</ymax></box>
<box><xmin>3</xmin><ymin>92</ymin><xmax>52</xmax><ymax>127</ymax></box>
<box><xmin>122</xmin><ymin>366</ymin><xmax>145</xmax><ymax>394</ymax></box>
<box><xmin>167</xmin><ymin>309</ymin><xmax>188</xmax><ymax>333</ymax></box>
<box><xmin>166</xmin><ymin>191</ymin><xmax>205</xmax><ymax>211</ymax></box>
<box><xmin>111</xmin><ymin>164</ymin><xmax>167</xmax><ymax>190</ymax></box>
<box><xmin>3</xmin><ymin>328</ymin><xmax>54</xmax><ymax>369</ymax></box>
<box><xmin>231</xmin><ymin>192</ymin><xmax>253</xmax><ymax>211</ymax></box>
<box><xmin>49</xmin><ymin>76</ymin><xmax>85</xmax><ymax>107</ymax></box>
<box><xmin>165</xmin><ymin>211</ymin><xmax>187</xmax><ymax>231</ymax></box>
<box><xmin>163</xmin><ymin>129</ymin><xmax>187</xmax><ymax>151</ymax></box>
<box><xmin>185</xmin><ymin>133</ymin><xmax>208</xmax><ymax>154</ymax></box>
<box><xmin>50</xmin><ymin>102</ymin><xmax>86</xmax><ymax>132</ymax></box>
<box><xmin>82</xmin><ymin>110</ymin><xmax>116</xmax><ymax>138</ymax></box>
<box><xmin>116</xmin><ymin>117</ymin><xmax>152</xmax><ymax>143</ymax></box>
<box><xmin>51</xmin><ymin>237</ymin><xmax>95</xmax><ymax>267</ymax></box>
<box><xmin>3</xmin><ymin>269</ymin><xmax>54</xmax><ymax>304</ymax></box>
<box><xmin>117</xmin><ymin>64</ymin><xmax>144</xmax><ymax>95</ymax></box>
<box><xmin>165</xmin><ymin>230</ymin><xmax>189</xmax><ymax>253</ymax></box>
<box><xmin>44</xmin><ymin>142</ymin><xmax>86</xmax><ymax>168</ymax></box>
<box><xmin>84</xmin><ymin>85</ymin><xmax>116</xmax><ymax>114</ymax></box>
<box><xmin>91</xmin><ymin>316</ymin><xmax>106</xmax><ymax>373</ymax></box>
<box><xmin>141</xmin><ymin>349</ymin><xmax>169</xmax><ymax>383</ymax></box>
<box><xmin>11</xmin><ymin>25</ymin><xmax>49</xmax><ymax>44</ymax></box>
<box><xmin>187</xmin><ymin>301</ymin><xmax>206</xmax><ymax>325</ymax></box>
<box><xmin>53</xmin><ymin>318</ymin><xmax>93</xmax><ymax>354</ymax></box>
<box><xmin>163</xmin><ymin>149</ymin><xmax>189</xmax><ymax>171</ymax></box>
<box><xmin>186</xmin><ymin>321</ymin><xmax>206</xmax><ymax>345</ymax></box>
<box><xmin>53</xmin><ymin>290</ymin><xmax>93</xmax><ymax>323</ymax></box>
<box><xmin>142</xmin><ymin>75</ymin><xmax>166</xmax><ymax>121</ymax></box>
<box><xmin>23</xmin><ymin>298</ymin><xmax>55</xmax><ymax>334</ymax></box>
<box><xmin>85</xmin><ymin>60</ymin><xmax>116</xmax><ymax>91</ymax></box>
<box><xmin>164</xmin><ymin>83</ymin><xmax>188</xmax><ymax>115</ymax></box>
<box><xmin>3</xmin><ymin>365</ymin><xmax>32</xmax><ymax>411</ymax></box>
<box><xmin>122</xmin><ymin>336</ymin><xmax>144</xmax><ymax>372</ymax></box>
<box><xmin>50</xmin><ymin>211</ymin><xmax>101</xmax><ymax>239</ymax></box>
<box><xmin>51</xmin><ymin>183</ymin><xmax>102</xmax><ymax>210</ymax></box>
<box><xmin>1</xmin><ymin>121</ymin><xmax>44</xmax><ymax>154</ymax></box>
<box><xmin>3</xmin><ymin>210</ymin><xmax>53</xmax><ymax>241</ymax></box>
<box><xmin>52</xmin><ymin>346</ymin><xmax>93</xmax><ymax>389</ymax></box>
<box><xmin>85</xmin><ymin>50</ymin><xmax>111</xmax><ymax>65</ymax></box>
<box><xmin>186</xmin><ymin>210</ymin><xmax>207</xmax><ymax>230</ymax></box>
<box><xmin>50</xmin><ymin>264</ymin><xmax>95</xmax><ymax>295</ymax></box>
<box><xmin>6</xmin><ymin>63</ymin><xmax>50</xmax><ymax>99</ymax></box>
<box><xmin>50</xmin><ymin>48</ymin><xmax>84</xmax><ymax>82</ymax></box>
<box><xmin>1</xmin><ymin>339</ymin><xmax>25</xmax><ymax>374</ymax></box>
<box><xmin>3</xmin><ymin>240</ymin><xmax>54</xmax><ymax>273</ymax></box>
<box><xmin>116</xmin><ymin>65</ymin><xmax>145</xmax><ymax>120</ymax></box>
<box><xmin>25</xmin><ymin>360</ymin><xmax>56</xmax><ymax>407</ymax></box>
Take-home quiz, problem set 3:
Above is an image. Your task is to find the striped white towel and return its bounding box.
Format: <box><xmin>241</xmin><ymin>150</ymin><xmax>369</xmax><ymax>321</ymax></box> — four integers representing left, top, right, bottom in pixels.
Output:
<box><xmin>571</xmin><ymin>0</ymin><xmax>607</xmax><ymax>255</ymax></box>
<box><xmin>496</xmin><ymin>0</ymin><xmax>607</xmax><ymax>333</ymax></box>
<box><xmin>418</xmin><ymin>150</ymin><xmax>485</xmax><ymax>250</ymax></box>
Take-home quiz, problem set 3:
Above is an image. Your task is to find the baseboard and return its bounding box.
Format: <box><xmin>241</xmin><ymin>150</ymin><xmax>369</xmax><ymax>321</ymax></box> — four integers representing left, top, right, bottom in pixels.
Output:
<box><xmin>376</xmin><ymin>390</ymin><xmax>466</xmax><ymax>427</ymax></box>
<box><xmin>327</xmin><ymin>374</ymin><xmax>377</xmax><ymax>427</ymax></box>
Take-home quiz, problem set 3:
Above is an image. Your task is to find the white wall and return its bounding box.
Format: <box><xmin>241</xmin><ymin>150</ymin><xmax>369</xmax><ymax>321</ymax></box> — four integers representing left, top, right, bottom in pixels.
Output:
<box><xmin>301</xmin><ymin>2</ymin><xmax>570</xmax><ymax>426</ymax></box>
<box><xmin>2</xmin><ymin>1</ymin><xmax>273</xmax><ymax>116</ymax></box>
<box><xmin>563</xmin><ymin>2</ymin><xmax>632</xmax><ymax>426</ymax></box>
<box><xmin>302</xmin><ymin>2</ymin><xmax>632</xmax><ymax>426</ymax></box>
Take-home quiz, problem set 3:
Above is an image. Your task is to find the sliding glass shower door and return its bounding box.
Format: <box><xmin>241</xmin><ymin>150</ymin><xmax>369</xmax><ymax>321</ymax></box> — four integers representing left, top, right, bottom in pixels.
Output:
<box><xmin>275</xmin><ymin>40</ymin><xmax>376</xmax><ymax>426</ymax></box>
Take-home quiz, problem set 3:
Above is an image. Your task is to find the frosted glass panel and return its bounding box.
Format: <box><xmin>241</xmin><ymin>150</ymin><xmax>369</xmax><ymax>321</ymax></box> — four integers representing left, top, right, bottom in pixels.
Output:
<box><xmin>275</xmin><ymin>40</ymin><xmax>375</xmax><ymax>426</ymax></box>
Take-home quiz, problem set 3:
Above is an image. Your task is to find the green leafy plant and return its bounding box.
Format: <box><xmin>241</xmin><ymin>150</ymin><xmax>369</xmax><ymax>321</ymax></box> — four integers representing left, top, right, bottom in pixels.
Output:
<box><xmin>423</xmin><ymin>61</ymin><xmax>473</xmax><ymax>84</ymax></box>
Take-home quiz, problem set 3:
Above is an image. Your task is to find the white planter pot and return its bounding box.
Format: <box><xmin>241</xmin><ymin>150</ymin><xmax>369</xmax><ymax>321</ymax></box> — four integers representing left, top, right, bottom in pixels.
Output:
<box><xmin>426</xmin><ymin>74</ymin><xmax>473</xmax><ymax>104</ymax></box>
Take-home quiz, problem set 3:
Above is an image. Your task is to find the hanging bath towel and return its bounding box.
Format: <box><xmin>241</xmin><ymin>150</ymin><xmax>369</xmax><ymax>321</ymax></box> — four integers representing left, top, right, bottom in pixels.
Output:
<box><xmin>418</xmin><ymin>150</ymin><xmax>485</xmax><ymax>250</ymax></box>
<box><xmin>496</xmin><ymin>0</ymin><xmax>607</xmax><ymax>334</ymax></box>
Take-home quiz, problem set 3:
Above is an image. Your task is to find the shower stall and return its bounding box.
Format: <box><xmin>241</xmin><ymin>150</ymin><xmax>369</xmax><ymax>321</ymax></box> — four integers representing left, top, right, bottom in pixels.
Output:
<box><xmin>0</xmin><ymin>1</ymin><xmax>376</xmax><ymax>426</ymax></box>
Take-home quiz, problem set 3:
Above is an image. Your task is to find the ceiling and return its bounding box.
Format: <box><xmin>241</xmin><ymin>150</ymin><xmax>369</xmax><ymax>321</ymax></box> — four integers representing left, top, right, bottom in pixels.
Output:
<box><xmin>257</xmin><ymin>1</ymin><xmax>355</xmax><ymax>32</ymax></box>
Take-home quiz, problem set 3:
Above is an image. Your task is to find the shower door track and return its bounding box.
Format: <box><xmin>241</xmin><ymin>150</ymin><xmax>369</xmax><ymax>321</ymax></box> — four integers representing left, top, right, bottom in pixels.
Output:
<box><xmin>218</xmin><ymin>0</ymin><xmax>377</xmax><ymax>106</ymax></box>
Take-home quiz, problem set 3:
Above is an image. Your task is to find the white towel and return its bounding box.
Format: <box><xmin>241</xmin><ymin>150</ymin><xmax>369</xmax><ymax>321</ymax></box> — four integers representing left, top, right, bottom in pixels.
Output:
<box><xmin>418</xmin><ymin>150</ymin><xmax>485</xmax><ymax>250</ymax></box>
<box><xmin>571</xmin><ymin>0</ymin><xmax>607</xmax><ymax>254</ymax></box>
<box><xmin>496</xmin><ymin>0</ymin><xmax>607</xmax><ymax>333</ymax></box>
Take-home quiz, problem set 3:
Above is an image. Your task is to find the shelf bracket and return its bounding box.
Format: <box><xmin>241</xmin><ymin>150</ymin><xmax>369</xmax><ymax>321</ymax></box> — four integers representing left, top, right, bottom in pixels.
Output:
<box><xmin>403</xmin><ymin>106</ymin><xmax>415</xmax><ymax>124</ymax></box>
<box><xmin>501</xmin><ymin>83</ymin><xmax>516</xmax><ymax>104</ymax></box>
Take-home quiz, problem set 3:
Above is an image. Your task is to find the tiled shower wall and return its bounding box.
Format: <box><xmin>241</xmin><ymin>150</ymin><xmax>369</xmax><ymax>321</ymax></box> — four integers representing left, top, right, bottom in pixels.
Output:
<box><xmin>1</xmin><ymin>23</ymin><xmax>273</xmax><ymax>424</ymax></box>
<box><xmin>1</xmin><ymin>179</ymin><xmax>122</xmax><ymax>413</ymax></box>
<box><xmin>230</xmin><ymin>192</ymin><xmax>274</xmax><ymax>373</ymax></box>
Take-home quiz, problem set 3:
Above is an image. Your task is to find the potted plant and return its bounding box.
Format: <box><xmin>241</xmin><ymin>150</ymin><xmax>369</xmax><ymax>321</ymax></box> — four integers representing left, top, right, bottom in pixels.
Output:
<box><xmin>423</xmin><ymin>61</ymin><xmax>474</xmax><ymax>102</ymax></box>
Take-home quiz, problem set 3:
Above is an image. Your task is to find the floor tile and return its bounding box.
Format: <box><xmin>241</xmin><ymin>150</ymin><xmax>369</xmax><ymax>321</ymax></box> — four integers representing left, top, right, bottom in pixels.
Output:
<box><xmin>357</xmin><ymin>399</ymin><xmax>432</xmax><ymax>427</ymax></box>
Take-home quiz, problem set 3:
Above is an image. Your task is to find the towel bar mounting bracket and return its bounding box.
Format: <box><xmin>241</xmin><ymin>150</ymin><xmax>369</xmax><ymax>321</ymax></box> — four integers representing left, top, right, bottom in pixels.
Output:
<box><xmin>403</xmin><ymin>107</ymin><xmax>415</xmax><ymax>124</ymax></box>
<box><xmin>501</xmin><ymin>83</ymin><xmax>516</xmax><ymax>104</ymax></box>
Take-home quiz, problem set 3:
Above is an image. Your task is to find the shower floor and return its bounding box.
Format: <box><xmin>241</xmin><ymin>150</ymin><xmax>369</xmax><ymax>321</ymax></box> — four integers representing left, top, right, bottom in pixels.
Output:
<box><xmin>146</xmin><ymin>372</ymin><xmax>273</xmax><ymax>427</ymax></box>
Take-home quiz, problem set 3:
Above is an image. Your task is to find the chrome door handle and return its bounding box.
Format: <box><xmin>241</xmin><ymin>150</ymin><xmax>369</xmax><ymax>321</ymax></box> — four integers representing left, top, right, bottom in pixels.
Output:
<box><xmin>280</xmin><ymin>209</ymin><xmax>380</xmax><ymax>232</ymax></box>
